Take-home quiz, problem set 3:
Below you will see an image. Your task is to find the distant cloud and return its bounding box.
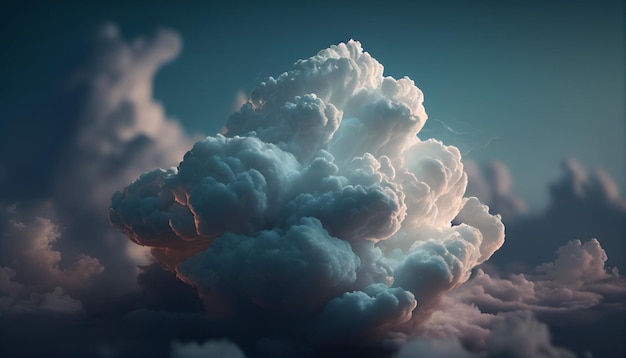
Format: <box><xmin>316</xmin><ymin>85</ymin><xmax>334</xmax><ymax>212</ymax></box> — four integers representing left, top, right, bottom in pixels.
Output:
<box><xmin>490</xmin><ymin>159</ymin><xmax>626</xmax><ymax>272</ymax></box>
<box><xmin>396</xmin><ymin>311</ymin><xmax>576</xmax><ymax>358</ymax></box>
<box><xmin>0</xmin><ymin>24</ymin><xmax>200</xmax><ymax>305</ymax></box>
<box><xmin>58</xmin><ymin>23</ymin><xmax>197</xmax><ymax>211</ymax></box>
<box><xmin>171</xmin><ymin>340</ymin><xmax>246</xmax><ymax>358</ymax></box>
<box><xmin>464</xmin><ymin>159</ymin><xmax>527</xmax><ymax>222</ymax></box>
<box><xmin>413</xmin><ymin>237</ymin><xmax>626</xmax><ymax>357</ymax></box>
<box><xmin>0</xmin><ymin>205</ymin><xmax>103</xmax><ymax>287</ymax></box>
<box><xmin>0</xmin><ymin>204</ymin><xmax>101</xmax><ymax>313</ymax></box>
<box><xmin>453</xmin><ymin>239</ymin><xmax>626</xmax><ymax>314</ymax></box>
<box><xmin>394</xmin><ymin>335</ymin><xmax>477</xmax><ymax>358</ymax></box>
<box><xmin>484</xmin><ymin>312</ymin><xmax>576</xmax><ymax>358</ymax></box>
<box><xmin>0</xmin><ymin>268</ymin><xmax>84</xmax><ymax>314</ymax></box>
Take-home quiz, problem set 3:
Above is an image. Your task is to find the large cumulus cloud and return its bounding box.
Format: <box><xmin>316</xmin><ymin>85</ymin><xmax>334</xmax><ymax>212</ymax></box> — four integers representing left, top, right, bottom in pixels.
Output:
<box><xmin>110</xmin><ymin>39</ymin><xmax>505</xmax><ymax>354</ymax></box>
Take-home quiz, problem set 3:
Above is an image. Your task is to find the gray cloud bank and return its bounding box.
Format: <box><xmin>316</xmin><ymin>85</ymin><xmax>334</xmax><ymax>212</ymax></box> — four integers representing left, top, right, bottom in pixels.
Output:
<box><xmin>467</xmin><ymin>159</ymin><xmax>625</xmax><ymax>273</ymax></box>
<box><xmin>461</xmin><ymin>158</ymin><xmax>626</xmax><ymax>357</ymax></box>
<box><xmin>0</xmin><ymin>24</ymin><xmax>200</xmax><ymax>314</ymax></box>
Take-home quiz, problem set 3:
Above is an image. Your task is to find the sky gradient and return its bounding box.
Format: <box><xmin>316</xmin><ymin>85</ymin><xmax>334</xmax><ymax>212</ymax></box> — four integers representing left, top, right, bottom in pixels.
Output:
<box><xmin>1</xmin><ymin>0</ymin><xmax>624</xmax><ymax>209</ymax></box>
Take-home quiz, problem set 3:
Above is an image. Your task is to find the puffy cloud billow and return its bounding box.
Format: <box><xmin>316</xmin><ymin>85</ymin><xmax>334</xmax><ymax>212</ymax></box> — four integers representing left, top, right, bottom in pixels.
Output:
<box><xmin>0</xmin><ymin>204</ymin><xmax>102</xmax><ymax>313</ymax></box>
<box><xmin>0</xmin><ymin>24</ymin><xmax>201</xmax><ymax>308</ymax></box>
<box><xmin>59</xmin><ymin>24</ymin><xmax>198</xmax><ymax>211</ymax></box>
<box><xmin>485</xmin><ymin>159</ymin><xmax>626</xmax><ymax>273</ymax></box>
<box><xmin>450</xmin><ymin>238</ymin><xmax>626</xmax><ymax>316</ymax></box>
<box><xmin>110</xmin><ymin>40</ymin><xmax>505</xmax><ymax>354</ymax></box>
<box><xmin>410</xmin><ymin>236</ymin><xmax>626</xmax><ymax>358</ymax></box>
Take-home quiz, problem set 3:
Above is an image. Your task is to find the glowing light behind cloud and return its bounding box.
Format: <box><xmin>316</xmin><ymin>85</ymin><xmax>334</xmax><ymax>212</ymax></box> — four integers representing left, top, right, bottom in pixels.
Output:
<box><xmin>110</xmin><ymin>39</ymin><xmax>504</xmax><ymax>348</ymax></box>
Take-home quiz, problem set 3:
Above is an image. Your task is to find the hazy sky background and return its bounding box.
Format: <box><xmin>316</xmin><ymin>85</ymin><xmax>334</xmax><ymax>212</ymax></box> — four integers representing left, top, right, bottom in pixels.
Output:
<box><xmin>1</xmin><ymin>0</ymin><xmax>623</xmax><ymax>211</ymax></box>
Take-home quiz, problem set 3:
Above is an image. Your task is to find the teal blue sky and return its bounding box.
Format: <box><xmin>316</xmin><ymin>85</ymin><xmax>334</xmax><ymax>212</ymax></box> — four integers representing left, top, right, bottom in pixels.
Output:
<box><xmin>1</xmin><ymin>0</ymin><xmax>624</xmax><ymax>210</ymax></box>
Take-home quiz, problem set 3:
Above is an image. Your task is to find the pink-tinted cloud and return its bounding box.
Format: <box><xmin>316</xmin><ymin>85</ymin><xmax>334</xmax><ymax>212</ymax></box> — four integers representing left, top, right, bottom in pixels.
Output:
<box><xmin>1</xmin><ymin>24</ymin><xmax>201</xmax><ymax>303</ymax></box>
<box><xmin>489</xmin><ymin>159</ymin><xmax>626</xmax><ymax>272</ymax></box>
<box><xmin>0</xmin><ymin>204</ymin><xmax>102</xmax><ymax>313</ymax></box>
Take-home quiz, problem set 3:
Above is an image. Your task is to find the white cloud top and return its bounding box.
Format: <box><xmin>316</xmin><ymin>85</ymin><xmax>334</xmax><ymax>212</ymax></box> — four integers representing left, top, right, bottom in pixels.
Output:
<box><xmin>110</xmin><ymin>39</ymin><xmax>505</xmax><ymax>344</ymax></box>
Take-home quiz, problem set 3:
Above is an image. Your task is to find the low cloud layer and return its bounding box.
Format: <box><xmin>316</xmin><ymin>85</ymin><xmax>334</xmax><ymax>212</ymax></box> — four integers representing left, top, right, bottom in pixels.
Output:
<box><xmin>396</xmin><ymin>238</ymin><xmax>625</xmax><ymax>358</ymax></box>
<box><xmin>396</xmin><ymin>311</ymin><xmax>577</xmax><ymax>358</ymax></box>
<box><xmin>171</xmin><ymin>340</ymin><xmax>246</xmax><ymax>358</ymax></box>
<box><xmin>454</xmin><ymin>239</ymin><xmax>626</xmax><ymax>314</ymax></box>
